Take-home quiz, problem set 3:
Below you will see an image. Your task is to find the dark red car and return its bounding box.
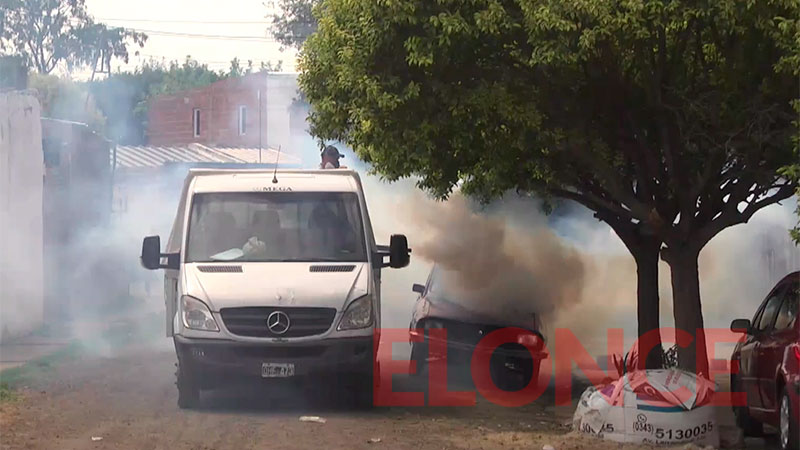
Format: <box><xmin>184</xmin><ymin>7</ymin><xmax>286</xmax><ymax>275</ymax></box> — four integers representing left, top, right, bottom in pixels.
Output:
<box><xmin>730</xmin><ymin>271</ymin><xmax>799</xmax><ymax>450</ymax></box>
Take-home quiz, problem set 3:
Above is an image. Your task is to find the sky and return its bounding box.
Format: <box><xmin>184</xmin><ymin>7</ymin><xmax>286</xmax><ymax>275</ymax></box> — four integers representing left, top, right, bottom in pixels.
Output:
<box><xmin>83</xmin><ymin>0</ymin><xmax>297</xmax><ymax>76</ymax></box>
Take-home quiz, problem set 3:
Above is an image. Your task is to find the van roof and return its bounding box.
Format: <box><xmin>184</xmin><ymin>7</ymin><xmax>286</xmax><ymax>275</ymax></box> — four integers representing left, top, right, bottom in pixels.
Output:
<box><xmin>186</xmin><ymin>168</ymin><xmax>363</xmax><ymax>193</ymax></box>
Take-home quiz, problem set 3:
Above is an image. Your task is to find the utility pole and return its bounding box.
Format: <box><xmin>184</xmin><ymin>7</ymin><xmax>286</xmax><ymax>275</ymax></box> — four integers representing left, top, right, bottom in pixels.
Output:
<box><xmin>264</xmin><ymin>73</ymin><xmax>269</xmax><ymax>163</ymax></box>
<box><xmin>258</xmin><ymin>89</ymin><xmax>262</xmax><ymax>164</ymax></box>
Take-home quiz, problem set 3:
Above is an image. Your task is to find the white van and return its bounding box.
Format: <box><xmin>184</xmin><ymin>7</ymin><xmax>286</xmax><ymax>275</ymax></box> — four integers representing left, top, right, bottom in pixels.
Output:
<box><xmin>141</xmin><ymin>169</ymin><xmax>410</xmax><ymax>408</ymax></box>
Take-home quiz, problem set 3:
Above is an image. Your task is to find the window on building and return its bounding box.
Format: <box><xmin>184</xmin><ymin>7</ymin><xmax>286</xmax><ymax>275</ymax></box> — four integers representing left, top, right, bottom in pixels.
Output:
<box><xmin>238</xmin><ymin>105</ymin><xmax>247</xmax><ymax>136</ymax></box>
<box><xmin>193</xmin><ymin>108</ymin><xmax>201</xmax><ymax>137</ymax></box>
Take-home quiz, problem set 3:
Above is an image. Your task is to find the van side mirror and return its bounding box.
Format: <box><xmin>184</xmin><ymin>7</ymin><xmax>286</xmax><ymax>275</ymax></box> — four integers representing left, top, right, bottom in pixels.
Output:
<box><xmin>141</xmin><ymin>236</ymin><xmax>162</xmax><ymax>270</ymax></box>
<box><xmin>389</xmin><ymin>234</ymin><xmax>410</xmax><ymax>268</ymax></box>
<box><xmin>412</xmin><ymin>283</ymin><xmax>425</xmax><ymax>294</ymax></box>
<box><xmin>730</xmin><ymin>318</ymin><xmax>751</xmax><ymax>334</ymax></box>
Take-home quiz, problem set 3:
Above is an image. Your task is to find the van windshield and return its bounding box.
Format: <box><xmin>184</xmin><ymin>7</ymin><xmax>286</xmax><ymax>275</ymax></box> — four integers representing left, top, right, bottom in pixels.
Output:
<box><xmin>185</xmin><ymin>192</ymin><xmax>367</xmax><ymax>263</ymax></box>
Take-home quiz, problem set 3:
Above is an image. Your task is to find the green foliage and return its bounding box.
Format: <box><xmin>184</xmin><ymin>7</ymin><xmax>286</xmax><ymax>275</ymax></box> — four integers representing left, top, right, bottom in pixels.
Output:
<box><xmin>779</xmin><ymin>97</ymin><xmax>800</xmax><ymax>245</ymax></box>
<box><xmin>144</xmin><ymin>57</ymin><xmax>226</xmax><ymax>97</ymax></box>
<box><xmin>270</xmin><ymin>0</ymin><xmax>319</xmax><ymax>49</ymax></box>
<box><xmin>300</xmin><ymin>0</ymin><xmax>798</xmax><ymax>252</ymax></box>
<box><xmin>0</xmin><ymin>382</ymin><xmax>14</xmax><ymax>402</ymax></box>
<box><xmin>0</xmin><ymin>0</ymin><xmax>146</xmax><ymax>74</ymax></box>
<box><xmin>0</xmin><ymin>342</ymin><xmax>82</xmax><ymax>390</ymax></box>
<box><xmin>779</xmin><ymin>163</ymin><xmax>800</xmax><ymax>244</ymax></box>
<box><xmin>28</xmin><ymin>72</ymin><xmax>106</xmax><ymax>131</ymax></box>
<box><xmin>227</xmin><ymin>57</ymin><xmax>283</xmax><ymax>78</ymax></box>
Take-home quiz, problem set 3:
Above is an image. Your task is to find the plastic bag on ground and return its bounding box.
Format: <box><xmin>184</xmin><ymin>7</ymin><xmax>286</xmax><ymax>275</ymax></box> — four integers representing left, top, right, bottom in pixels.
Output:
<box><xmin>573</xmin><ymin>369</ymin><xmax>719</xmax><ymax>447</ymax></box>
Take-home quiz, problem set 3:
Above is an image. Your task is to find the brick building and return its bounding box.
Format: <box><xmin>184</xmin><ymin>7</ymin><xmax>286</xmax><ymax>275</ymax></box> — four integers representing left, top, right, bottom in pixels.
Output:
<box><xmin>146</xmin><ymin>72</ymin><xmax>303</xmax><ymax>151</ymax></box>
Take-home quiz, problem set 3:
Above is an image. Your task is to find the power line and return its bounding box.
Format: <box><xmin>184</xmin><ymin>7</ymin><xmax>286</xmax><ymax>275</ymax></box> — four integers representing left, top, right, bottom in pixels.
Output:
<box><xmin>126</xmin><ymin>28</ymin><xmax>279</xmax><ymax>41</ymax></box>
<box><xmin>97</xmin><ymin>18</ymin><xmax>272</xmax><ymax>25</ymax></box>
<box><xmin>140</xmin><ymin>57</ymin><xmax>277</xmax><ymax>65</ymax></box>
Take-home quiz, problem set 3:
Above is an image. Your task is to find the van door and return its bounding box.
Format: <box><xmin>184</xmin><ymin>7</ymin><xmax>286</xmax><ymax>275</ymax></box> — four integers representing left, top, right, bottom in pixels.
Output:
<box><xmin>357</xmin><ymin>181</ymin><xmax>380</xmax><ymax>330</ymax></box>
<box><xmin>163</xmin><ymin>181</ymin><xmax>191</xmax><ymax>337</ymax></box>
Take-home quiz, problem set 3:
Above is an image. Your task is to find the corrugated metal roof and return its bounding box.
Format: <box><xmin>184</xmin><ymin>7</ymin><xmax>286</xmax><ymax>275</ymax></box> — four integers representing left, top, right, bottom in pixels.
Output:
<box><xmin>112</xmin><ymin>143</ymin><xmax>302</xmax><ymax>169</ymax></box>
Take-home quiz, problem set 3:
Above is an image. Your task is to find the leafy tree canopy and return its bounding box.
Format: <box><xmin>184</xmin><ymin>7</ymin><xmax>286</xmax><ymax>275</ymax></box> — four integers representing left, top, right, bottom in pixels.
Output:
<box><xmin>270</xmin><ymin>0</ymin><xmax>319</xmax><ymax>49</ymax></box>
<box><xmin>300</xmin><ymin>0</ymin><xmax>799</xmax><ymax>372</ymax></box>
<box><xmin>0</xmin><ymin>0</ymin><xmax>146</xmax><ymax>74</ymax></box>
<box><xmin>301</xmin><ymin>0</ymin><xmax>797</xmax><ymax>248</ymax></box>
<box><xmin>227</xmin><ymin>57</ymin><xmax>283</xmax><ymax>78</ymax></box>
<box><xmin>29</xmin><ymin>72</ymin><xmax>105</xmax><ymax>131</ymax></box>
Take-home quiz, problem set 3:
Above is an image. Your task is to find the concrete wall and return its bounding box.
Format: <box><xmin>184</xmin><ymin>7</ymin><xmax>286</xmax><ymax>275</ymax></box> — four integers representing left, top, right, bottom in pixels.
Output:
<box><xmin>146</xmin><ymin>73</ymin><xmax>300</xmax><ymax>151</ymax></box>
<box><xmin>0</xmin><ymin>91</ymin><xmax>44</xmax><ymax>340</ymax></box>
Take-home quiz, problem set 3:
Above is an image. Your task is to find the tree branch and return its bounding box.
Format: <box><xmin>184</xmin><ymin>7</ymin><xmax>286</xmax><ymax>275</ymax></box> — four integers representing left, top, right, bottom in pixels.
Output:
<box><xmin>692</xmin><ymin>183</ymin><xmax>795</xmax><ymax>250</ymax></box>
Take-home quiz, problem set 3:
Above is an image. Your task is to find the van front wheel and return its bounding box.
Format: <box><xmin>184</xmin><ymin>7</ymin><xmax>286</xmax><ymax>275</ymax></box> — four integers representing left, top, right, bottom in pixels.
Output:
<box><xmin>176</xmin><ymin>362</ymin><xmax>200</xmax><ymax>409</ymax></box>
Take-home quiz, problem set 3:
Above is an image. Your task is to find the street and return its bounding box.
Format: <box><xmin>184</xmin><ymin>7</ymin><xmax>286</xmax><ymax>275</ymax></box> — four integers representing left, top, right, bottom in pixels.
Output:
<box><xmin>0</xmin><ymin>341</ymin><xmax>576</xmax><ymax>450</ymax></box>
<box><xmin>0</xmin><ymin>330</ymin><xmax>783</xmax><ymax>450</ymax></box>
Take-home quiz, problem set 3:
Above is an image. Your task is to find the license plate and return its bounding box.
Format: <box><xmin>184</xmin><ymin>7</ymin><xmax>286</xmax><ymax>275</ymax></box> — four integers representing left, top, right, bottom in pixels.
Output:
<box><xmin>261</xmin><ymin>363</ymin><xmax>295</xmax><ymax>378</ymax></box>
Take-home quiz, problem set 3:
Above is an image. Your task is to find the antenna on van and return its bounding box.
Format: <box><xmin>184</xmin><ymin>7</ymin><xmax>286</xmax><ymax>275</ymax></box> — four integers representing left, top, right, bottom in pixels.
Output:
<box><xmin>272</xmin><ymin>145</ymin><xmax>281</xmax><ymax>184</ymax></box>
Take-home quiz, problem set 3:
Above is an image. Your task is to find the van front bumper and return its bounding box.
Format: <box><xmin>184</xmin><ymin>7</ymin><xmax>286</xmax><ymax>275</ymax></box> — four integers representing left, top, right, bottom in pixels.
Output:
<box><xmin>174</xmin><ymin>335</ymin><xmax>374</xmax><ymax>386</ymax></box>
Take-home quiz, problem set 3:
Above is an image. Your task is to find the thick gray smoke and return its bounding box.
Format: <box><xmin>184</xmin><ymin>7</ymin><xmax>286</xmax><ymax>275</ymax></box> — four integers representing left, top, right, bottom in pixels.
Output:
<box><xmin>350</xmin><ymin>165</ymin><xmax>798</xmax><ymax>358</ymax></box>
<box><xmin>60</xmin><ymin>165</ymin><xmax>185</xmax><ymax>355</ymax></box>
<box><xmin>404</xmin><ymin>193</ymin><xmax>586</xmax><ymax>319</ymax></box>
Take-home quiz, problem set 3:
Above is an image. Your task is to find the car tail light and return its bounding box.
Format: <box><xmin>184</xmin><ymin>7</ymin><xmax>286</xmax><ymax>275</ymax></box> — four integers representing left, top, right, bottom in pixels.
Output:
<box><xmin>794</xmin><ymin>346</ymin><xmax>800</xmax><ymax>361</ymax></box>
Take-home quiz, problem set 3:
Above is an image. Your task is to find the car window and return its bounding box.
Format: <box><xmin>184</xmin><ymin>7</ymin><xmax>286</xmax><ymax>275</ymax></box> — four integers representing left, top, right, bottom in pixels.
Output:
<box><xmin>751</xmin><ymin>306</ymin><xmax>765</xmax><ymax>332</ymax></box>
<box><xmin>774</xmin><ymin>282</ymin><xmax>799</xmax><ymax>331</ymax></box>
<box><xmin>423</xmin><ymin>268</ymin><xmax>435</xmax><ymax>295</ymax></box>
<box><xmin>756</xmin><ymin>288</ymin><xmax>786</xmax><ymax>332</ymax></box>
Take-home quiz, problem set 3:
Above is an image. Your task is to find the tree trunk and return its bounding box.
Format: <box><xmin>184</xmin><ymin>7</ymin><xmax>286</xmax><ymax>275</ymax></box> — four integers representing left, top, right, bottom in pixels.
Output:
<box><xmin>614</xmin><ymin>228</ymin><xmax>663</xmax><ymax>370</ymax></box>
<box><xmin>633</xmin><ymin>238</ymin><xmax>664</xmax><ymax>370</ymax></box>
<box><xmin>663</xmin><ymin>246</ymin><xmax>709</xmax><ymax>377</ymax></box>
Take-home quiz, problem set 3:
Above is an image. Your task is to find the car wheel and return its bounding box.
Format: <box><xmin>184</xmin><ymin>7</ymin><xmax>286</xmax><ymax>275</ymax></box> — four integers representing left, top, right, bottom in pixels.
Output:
<box><xmin>176</xmin><ymin>362</ymin><xmax>200</xmax><ymax>409</ymax></box>
<box><xmin>732</xmin><ymin>376</ymin><xmax>763</xmax><ymax>437</ymax></box>
<box><xmin>779</xmin><ymin>389</ymin><xmax>798</xmax><ymax>450</ymax></box>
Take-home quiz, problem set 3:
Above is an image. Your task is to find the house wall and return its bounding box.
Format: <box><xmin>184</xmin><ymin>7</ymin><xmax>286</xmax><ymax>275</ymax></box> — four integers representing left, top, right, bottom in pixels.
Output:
<box><xmin>147</xmin><ymin>73</ymin><xmax>301</xmax><ymax>151</ymax></box>
<box><xmin>0</xmin><ymin>91</ymin><xmax>44</xmax><ymax>340</ymax></box>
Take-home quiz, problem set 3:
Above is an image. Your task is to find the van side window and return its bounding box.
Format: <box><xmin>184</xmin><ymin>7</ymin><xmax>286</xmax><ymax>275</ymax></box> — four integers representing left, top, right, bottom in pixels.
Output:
<box><xmin>756</xmin><ymin>288</ymin><xmax>786</xmax><ymax>332</ymax></box>
<box><xmin>774</xmin><ymin>282</ymin><xmax>798</xmax><ymax>331</ymax></box>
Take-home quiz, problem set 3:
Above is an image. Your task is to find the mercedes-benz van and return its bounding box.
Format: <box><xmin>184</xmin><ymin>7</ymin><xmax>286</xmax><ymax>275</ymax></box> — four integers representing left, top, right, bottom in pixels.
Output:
<box><xmin>141</xmin><ymin>169</ymin><xmax>410</xmax><ymax>408</ymax></box>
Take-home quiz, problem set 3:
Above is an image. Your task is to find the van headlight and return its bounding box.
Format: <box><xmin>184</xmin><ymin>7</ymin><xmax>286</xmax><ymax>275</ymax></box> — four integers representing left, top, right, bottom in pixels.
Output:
<box><xmin>338</xmin><ymin>295</ymin><xmax>373</xmax><ymax>330</ymax></box>
<box><xmin>181</xmin><ymin>295</ymin><xmax>219</xmax><ymax>332</ymax></box>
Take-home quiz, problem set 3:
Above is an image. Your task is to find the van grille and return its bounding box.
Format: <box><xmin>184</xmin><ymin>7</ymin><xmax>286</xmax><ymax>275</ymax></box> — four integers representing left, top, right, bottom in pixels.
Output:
<box><xmin>198</xmin><ymin>265</ymin><xmax>243</xmax><ymax>273</ymax></box>
<box><xmin>220</xmin><ymin>307</ymin><xmax>337</xmax><ymax>338</ymax></box>
<box><xmin>192</xmin><ymin>345</ymin><xmax>327</xmax><ymax>363</ymax></box>
<box><xmin>309</xmin><ymin>265</ymin><xmax>356</xmax><ymax>273</ymax></box>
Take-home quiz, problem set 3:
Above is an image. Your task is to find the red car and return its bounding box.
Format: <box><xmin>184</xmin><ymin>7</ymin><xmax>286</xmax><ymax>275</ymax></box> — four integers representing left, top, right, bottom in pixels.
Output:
<box><xmin>730</xmin><ymin>271</ymin><xmax>799</xmax><ymax>450</ymax></box>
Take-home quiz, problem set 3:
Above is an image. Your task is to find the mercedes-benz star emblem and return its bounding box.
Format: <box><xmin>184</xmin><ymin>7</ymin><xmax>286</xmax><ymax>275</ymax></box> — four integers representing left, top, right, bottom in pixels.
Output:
<box><xmin>266</xmin><ymin>311</ymin><xmax>291</xmax><ymax>335</ymax></box>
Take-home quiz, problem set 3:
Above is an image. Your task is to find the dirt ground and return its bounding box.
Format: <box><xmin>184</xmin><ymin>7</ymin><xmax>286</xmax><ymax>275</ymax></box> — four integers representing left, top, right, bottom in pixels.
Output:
<box><xmin>0</xmin><ymin>341</ymin><xmax>782</xmax><ymax>450</ymax></box>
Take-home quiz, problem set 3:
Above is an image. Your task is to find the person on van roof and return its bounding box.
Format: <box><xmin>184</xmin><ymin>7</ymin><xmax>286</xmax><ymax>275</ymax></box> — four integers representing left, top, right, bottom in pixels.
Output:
<box><xmin>319</xmin><ymin>145</ymin><xmax>346</xmax><ymax>169</ymax></box>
